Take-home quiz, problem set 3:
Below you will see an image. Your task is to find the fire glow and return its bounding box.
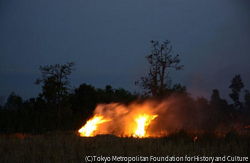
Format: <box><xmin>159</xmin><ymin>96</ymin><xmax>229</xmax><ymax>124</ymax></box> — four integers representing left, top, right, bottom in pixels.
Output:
<box><xmin>78</xmin><ymin>101</ymin><xmax>164</xmax><ymax>138</ymax></box>
<box><xmin>78</xmin><ymin>113</ymin><xmax>158</xmax><ymax>138</ymax></box>
<box><xmin>78</xmin><ymin>115</ymin><xmax>111</xmax><ymax>137</ymax></box>
<box><xmin>134</xmin><ymin>114</ymin><xmax>158</xmax><ymax>138</ymax></box>
<box><xmin>77</xmin><ymin>96</ymin><xmax>250</xmax><ymax>138</ymax></box>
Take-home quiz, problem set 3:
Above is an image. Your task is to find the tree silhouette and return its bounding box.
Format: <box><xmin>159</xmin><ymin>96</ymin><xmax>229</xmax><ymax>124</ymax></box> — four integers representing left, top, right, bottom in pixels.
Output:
<box><xmin>36</xmin><ymin>62</ymin><xmax>75</xmax><ymax>128</ymax></box>
<box><xmin>70</xmin><ymin>83</ymin><xmax>97</xmax><ymax>115</ymax></box>
<box><xmin>172</xmin><ymin>83</ymin><xmax>187</xmax><ymax>94</ymax></box>
<box><xmin>4</xmin><ymin>92</ymin><xmax>23</xmax><ymax>110</ymax></box>
<box><xmin>136</xmin><ymin>40</ymin><xmax>183</xmax><ymax>98</ymax></box>
<box><xmin>244</xmin><ymin>90</ymin><xmax>250</xmax><ymax>112</ymax></box>
<box><xmin>208</xmin><ymin>89</ymin><xmax>232</xmax><ymax>129</ymax></box>
<box><xmin>0</xmin><ymin>95</ymin><xmax>5</xmax><ymax>108</ymax></box>
<box><xmin>211</xmin><ymin>89</ymin><xmax>221</xmax><ymax>106</ymax></box>
<box><xmin>229</xmin><ymin>75</ymin><xmax>244</xmax><ymax>109</ymax></box>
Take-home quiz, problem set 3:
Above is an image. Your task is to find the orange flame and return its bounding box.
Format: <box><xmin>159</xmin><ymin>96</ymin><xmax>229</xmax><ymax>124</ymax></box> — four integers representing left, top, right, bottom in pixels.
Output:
<box><xmin>78</xmin><ymin>115</ymin><xmax>111</xmax><ymax>137</ymax></box>
<box><xmin>133</xmin><ymin>114</ymin><xmax>158</xmax><ymax>138</ymax></box>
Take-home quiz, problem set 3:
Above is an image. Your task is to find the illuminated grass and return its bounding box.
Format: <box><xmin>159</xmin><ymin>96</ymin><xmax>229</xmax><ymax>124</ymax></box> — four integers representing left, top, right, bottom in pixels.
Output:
<box><xmin>0</xmin><ymin>130</ymin><xmax>249</xmax><ymax>163</ymax></box>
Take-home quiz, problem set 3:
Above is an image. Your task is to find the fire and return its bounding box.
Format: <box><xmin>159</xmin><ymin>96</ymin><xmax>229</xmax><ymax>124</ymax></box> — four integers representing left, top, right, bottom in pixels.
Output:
<box><xmin>77</xmin><ymin>100</ymin><xmax>182</xmax><ymax>138</ymax></box>
<box><xmin>78</xmin><ymin>115</ymin><xmax>111</xmax><ymax>137</ymax></box>
<box><xmin>133</xmin><ymin>114</ymin><xmax>158</xmax><ymax>138</ymax></box>
<box><xmin>77</xmin><ymin>99</ymin><xmax>249</xmax><ymax>138</ymax></box>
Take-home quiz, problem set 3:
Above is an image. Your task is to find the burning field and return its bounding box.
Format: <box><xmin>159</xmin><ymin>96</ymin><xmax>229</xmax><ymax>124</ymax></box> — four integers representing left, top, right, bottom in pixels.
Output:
<box><xmin>78</xmin><ymin>101</ymin><xmax>161</xmax><ymax>138</ymax></box>
<box><xmin>77</xmin><ymin>97</ymin><xmax>192</xmax><ymax>138</ymax></box>
<box><xmin>78</xmin><ymin>96</ymin><xmax>250</xmax><ymax>138</ymax></box>
<box><xmin>1</xmin><ymin>97</ymin><xmax>250</xmax><ymax>162</ymax></box>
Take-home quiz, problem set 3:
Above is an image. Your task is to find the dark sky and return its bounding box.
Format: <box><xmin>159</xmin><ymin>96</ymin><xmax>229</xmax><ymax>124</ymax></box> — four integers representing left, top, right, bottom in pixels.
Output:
<box><xmin>0</xmin><ymin>0</ymin><xmax>250</xmax><ymax>103</ymax></box>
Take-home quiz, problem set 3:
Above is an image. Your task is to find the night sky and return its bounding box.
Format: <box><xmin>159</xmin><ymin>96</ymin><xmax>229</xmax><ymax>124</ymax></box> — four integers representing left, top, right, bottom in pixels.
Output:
<box><xmin>0</xmin><ymin>0</ymin><xmax>250</xmax><ymax>103</ymax></box>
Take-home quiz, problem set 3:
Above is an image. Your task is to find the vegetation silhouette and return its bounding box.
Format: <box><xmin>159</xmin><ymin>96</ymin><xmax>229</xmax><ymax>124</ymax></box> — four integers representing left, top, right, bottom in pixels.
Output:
<box><xmin>35</xmin><ymin>62</ymin><xmax>75</xmax><ymax>129</ymax></box>
<box><xmin>136</xmin><ymin>40</ymin><xmax>183</xmax><ymax>98</ymax></box>
<box><xmin>0</xmin><ymin>41</ymin><xmax>249</xmax><ymax>135</ymax></box>
<box><xmin>229</xmin><ymin>75</ymin><xmax>244</xmax><ymax>109</ymax></box>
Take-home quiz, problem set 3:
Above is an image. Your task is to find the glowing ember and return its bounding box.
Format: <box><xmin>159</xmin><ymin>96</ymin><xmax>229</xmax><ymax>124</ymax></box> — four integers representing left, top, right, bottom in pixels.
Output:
<box><xmin>78</xmin><ymin>115</ymin><xmax>111</xmax><ymax>137</ymax></box>
<box><xmin>133</xmin><ymin>114</ymin><xmax>158</xmax><ymax>138</ymax></box>
<box><xmin>193</xmin><ymin>136</ymin><xmax>198</xmax><ymax>141</ymax></box>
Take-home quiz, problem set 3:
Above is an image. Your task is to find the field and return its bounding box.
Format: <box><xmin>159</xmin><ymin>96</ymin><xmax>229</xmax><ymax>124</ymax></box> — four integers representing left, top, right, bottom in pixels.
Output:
<box><xmin>0</xmin><ymin>130</ymin><xmax>249</xmax><ymax>163</ymax></box>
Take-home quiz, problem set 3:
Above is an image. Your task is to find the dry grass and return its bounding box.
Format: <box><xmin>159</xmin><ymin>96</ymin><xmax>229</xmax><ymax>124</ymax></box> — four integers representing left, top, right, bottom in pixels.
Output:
<box><xmin>0</xmin><ymin>130</ymin><xmax>249</xmax><ymax>163</ymax></box>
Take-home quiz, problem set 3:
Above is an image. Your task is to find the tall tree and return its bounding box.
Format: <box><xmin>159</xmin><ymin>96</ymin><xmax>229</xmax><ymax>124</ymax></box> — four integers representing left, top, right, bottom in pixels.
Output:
<box><xmin>4</xmin><ymin>92</ymin><xmax>23</xmax><ymax>110</ymax></box>
<box><xmin>210</xmin><ymin>89</ymin><xmax>221</xmax><ymax>106</ymax></box>
<box><xmin>136</xmin><ymin>40</ymin><xmax>183</xmax><ymax>98</ymax></box>
<box><xmin>36</xmin><ymin>62</ymin><xmax>75</xmax><ymax>128</ymax></box>
<box><xmin>70</xmin><ymin>83</ymin><xmax>97</xmax><ymax>115</ymax></box>
<box><xmin>229</xmin><ymin>75</ymin><xmax>244</xmax><ymax>109</ymax></box>
<box><xmin>0</xmin><ymin>95</ymin><xmax>5</xmax><ymax>108</ymax></box>
<box><xmin>244</xmin><ymin>90</ymin><xmax>250</xmax><ymax>111</ymax></box>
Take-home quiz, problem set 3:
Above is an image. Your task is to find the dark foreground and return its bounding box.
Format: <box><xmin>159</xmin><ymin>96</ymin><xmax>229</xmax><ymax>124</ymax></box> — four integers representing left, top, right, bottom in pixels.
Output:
<box><xmin>0</xmin><ymin>130</ymin><xmax>249</xmax><ymax>163</ymax></box>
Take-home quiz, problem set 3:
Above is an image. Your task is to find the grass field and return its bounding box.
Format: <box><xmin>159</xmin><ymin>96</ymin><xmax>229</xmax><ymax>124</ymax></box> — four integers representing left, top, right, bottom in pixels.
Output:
<box><xmin>0</xmin><ymin>130</ymin><xmax>249</xmax><ymax>163</ymax></box>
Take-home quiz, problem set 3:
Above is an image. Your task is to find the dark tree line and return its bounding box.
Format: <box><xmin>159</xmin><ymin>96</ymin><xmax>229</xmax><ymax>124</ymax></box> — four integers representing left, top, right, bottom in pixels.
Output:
<box><xmin>0</xmin><ymin>68</ymin><xmax>249</xmax><ymax>134</ymax></box>
<box><xmin>134</xmin><ymin>40</ymin><xmax>250</xmax><ymax>131</ymax></box>
<box><xmin>0</xmin><ymin>40</ymin><xmax>249</xmax><ymax>134</ymax></box>
<box><xmin>0</xmin><ymin>85</ymin><xmax>137</xmax><ymax>134</ymax></box>
<box><xmin>0</xmin><ymin>62</ymin><xmax>137</xmax><ymax>134</ymax></box>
